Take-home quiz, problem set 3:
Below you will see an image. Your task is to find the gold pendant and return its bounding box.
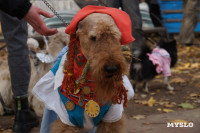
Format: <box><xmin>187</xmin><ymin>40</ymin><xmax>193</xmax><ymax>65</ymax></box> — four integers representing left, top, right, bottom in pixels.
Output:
<box><xmin>82</xmin><ymin>86</ymin><xmax>91</xmax><ymax>95</ymax></box>
<box><xmin>85</xmin><ymin>100</ymin><xmax>100</xmax><ymax>118</ymax></box>
<box><xmin>65</xmin><ymin>101</ymin><xmax>75</xmax><ymax>111</ymax></box>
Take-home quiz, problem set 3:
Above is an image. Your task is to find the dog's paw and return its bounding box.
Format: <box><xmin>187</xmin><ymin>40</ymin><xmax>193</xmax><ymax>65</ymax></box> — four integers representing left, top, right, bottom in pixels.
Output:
<box><xmin>167</xmin><ymin>85</ymin><xmax>174</xmax><ymax>91</ymax></box>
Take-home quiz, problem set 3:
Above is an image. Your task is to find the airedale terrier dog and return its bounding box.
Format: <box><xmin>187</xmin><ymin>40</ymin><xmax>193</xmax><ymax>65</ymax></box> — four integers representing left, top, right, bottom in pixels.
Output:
<box><xmin>33</xmin><ymin>5</ymin><xmax>134</xmax><ymax>133</ymax></box>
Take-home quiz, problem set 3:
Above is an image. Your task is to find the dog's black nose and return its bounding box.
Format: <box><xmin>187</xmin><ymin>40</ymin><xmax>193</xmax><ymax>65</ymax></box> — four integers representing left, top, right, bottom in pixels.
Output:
<box><xmin>104</xmin><ymin>65</ymin><xmax>118</xmax><ymax>74</ymax></box>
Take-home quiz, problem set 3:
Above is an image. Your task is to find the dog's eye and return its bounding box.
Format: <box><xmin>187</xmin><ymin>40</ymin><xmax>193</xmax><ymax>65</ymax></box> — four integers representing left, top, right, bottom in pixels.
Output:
<box><xmin>90</xmin><ymin>36</ymin><xmax>96</xmax><ymax>41</ymax></box>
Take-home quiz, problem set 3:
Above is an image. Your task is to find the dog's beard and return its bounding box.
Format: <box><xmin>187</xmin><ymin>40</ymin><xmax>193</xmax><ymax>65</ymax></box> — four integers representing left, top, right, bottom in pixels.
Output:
<box><xmin>90</xmin><ymin>50</ymin><xmax>127</xmax><ymax>104</ymax></box>
<box><xmin>94</xmin><ymin>74</ymin><xmax>123</xmax><ymax>104</ymax></box>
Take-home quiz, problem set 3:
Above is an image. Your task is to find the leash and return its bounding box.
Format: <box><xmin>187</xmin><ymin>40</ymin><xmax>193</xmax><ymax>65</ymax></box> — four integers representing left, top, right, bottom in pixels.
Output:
<box><xmin>41</xmin><ymin>0</ymin><xmax>69</xmax><ymax>27</ymax></box>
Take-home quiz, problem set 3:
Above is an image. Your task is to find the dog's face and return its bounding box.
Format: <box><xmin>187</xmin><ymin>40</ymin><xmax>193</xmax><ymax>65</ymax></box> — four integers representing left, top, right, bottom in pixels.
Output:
<box><xmin>76</xmin><ymin>13</ymin><xmax>128</xmax><ymax>102</ymax></box>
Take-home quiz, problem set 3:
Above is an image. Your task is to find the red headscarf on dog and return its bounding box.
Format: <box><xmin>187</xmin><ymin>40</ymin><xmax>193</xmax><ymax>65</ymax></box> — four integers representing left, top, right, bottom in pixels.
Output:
<box><xmin>65</xmin><ymin>5</ymin><xmax>135</xmax><ymax>45</ymax></box>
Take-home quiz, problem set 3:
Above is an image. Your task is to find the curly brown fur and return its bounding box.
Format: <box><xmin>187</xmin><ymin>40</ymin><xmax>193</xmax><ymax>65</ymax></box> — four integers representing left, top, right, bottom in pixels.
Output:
<box><xmin>96</xmin><ymin>113</ymin><xmax>126</xmax><ymax>133</ymax></box>
<box><xmin>51</xmin><ymin>119</ymin><xmax>82</xmax><ymax>133</ymax></box>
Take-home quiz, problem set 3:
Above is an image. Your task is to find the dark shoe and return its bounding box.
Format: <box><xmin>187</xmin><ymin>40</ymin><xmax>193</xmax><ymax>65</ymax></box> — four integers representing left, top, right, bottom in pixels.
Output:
<box><xmin>12</xmin><ymin>96</ymin><xmax>39</xmax><ymax>133</ymax></box>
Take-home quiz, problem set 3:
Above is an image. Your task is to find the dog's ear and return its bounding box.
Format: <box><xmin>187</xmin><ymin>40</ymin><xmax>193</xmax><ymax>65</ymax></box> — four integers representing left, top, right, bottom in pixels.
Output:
<box><xmin>76</xmin><ymin>28</ymin><xmax>81</xmax><ymax>39</ymax></box>
<box><xmin>76</xmin><ymin>19</ymin><xmax>84</xmax><ymax>38</ymax></box>
<box><xmin>27</xmin><ymin>38</ymin><xmax>40</xmax><ymax>52</ymax></box>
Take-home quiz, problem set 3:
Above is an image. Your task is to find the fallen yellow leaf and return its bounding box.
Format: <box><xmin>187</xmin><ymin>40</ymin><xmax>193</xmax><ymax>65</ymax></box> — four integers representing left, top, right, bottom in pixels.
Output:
<box><xmin>144</xmin><ymin>122</ymin><xmax>151</xmax><ymax>125</ymax></box>
<box><xmin>157</xmin><ymin>108</ymin><xmax>162</xmax><ymax>112</ymax></box>
<box><xmin>193</xmin><ymin>75</ymin><xmax>200</xmax><ymax>79</ymax></box>
<box><xmin>171</xmin><ymin>69</ymin><xmax>184</xmax><ymax>74</ymax></box>
<box><xmin>176</xmin><ymin>63</ymin><xmax>191</xmax><ymax>70</ymax></box>
<box><xmin>164</xmin><ymin>103</ymin><xmax>176</xmax><ymax>108</ymax></box>
<box><xmin>163</xmin><ymin>108</ymin><xmax>174</xmax><ymax>113</ymax></box>
<box><xmin>190</xmin><ymin>63</ymin><xmax>200</xmax><ymax>69</ymax></box>
<box><xmin>134</xmin><ymin>100</ymin><xmax>147</xmax><ymax>105</ymax></box>
<box><xmin>171</xmin><ymin>78</ymin><xmax>186</xmax><ymax>84</ymax></box>
<box><xmin>146</xmin><ymin>96</ymin><xmax>156</xmax><ymax>107</ymax></box>
<box><xmin>169</xmin><ymin>119</ymin><xmax>189</xmax><ymax>124</ymax></box>
<box><xmin>133</xmin><ymin>115</ymin><xmax>146</xmax><ymax>120</ymax></box>
<box><xmin>189</xmin><ymin>93</ymin><xmax>199</xmax><ymax>97</ymax></box>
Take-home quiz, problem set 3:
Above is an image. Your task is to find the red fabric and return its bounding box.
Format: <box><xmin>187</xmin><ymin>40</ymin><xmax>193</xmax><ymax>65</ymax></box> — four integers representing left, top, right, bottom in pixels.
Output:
<box><xmin>65</xmin><ymin>5</ymin><xmax>135</xmax><ymax>45</ymax></box>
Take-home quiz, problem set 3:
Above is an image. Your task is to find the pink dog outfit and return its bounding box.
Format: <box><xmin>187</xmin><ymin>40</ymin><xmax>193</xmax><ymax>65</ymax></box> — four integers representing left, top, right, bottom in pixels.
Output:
<box><xmin>147</xmin><ymin>47</ymin><xmax>171</xmax><ymax>77</ymax></box>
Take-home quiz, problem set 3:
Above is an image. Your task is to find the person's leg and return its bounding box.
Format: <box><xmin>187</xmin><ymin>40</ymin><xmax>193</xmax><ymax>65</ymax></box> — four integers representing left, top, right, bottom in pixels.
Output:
<box><xmin>120</xmin><ymin>0</ymin><xmax>146</xmax><ymax>56</ymax></box>
<box><xmin>40</xmin><ymin>107</ymin><xmax>58</xmax><ymax>133</ymax></box>
<box><xmin>1</xmin><ymin>12</ymin><xmax>30</xmax><ymax>97</ymax></box>
<box><xmin>0</xmin><ymin>11</ymin><xmax>38</xmax><ymax>133</ymax></box>
<box><xmin>179</xmin><ymin>0</ymin><xmax>199</xmax><ymax>46</ymax></box>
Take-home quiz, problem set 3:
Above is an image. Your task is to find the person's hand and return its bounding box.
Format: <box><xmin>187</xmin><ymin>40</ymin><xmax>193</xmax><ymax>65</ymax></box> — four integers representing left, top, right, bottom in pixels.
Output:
<box><xmin>24</xmin><ymin>5</ymin><xmax>58</xmax><ymax>36</ymax></box>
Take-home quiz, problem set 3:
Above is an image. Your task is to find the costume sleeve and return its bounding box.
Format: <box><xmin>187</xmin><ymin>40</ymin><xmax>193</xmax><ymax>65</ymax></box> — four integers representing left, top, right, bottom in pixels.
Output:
<box><xmin>0</xmin><ymin>0</ymin><xmax>32</xmax><ymax>19</ymax></box>
<box><xmin>123</xmin><ymin>75</ymin><xmax>134</xmax><ymax>100</ymax></box>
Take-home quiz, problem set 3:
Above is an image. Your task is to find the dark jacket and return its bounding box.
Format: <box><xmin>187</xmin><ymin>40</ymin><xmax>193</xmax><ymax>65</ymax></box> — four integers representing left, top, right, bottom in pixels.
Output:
<box><xmin>0</xmin><ymin>0</ymin><xmax>32</xmax><ymax>19</ymax></box>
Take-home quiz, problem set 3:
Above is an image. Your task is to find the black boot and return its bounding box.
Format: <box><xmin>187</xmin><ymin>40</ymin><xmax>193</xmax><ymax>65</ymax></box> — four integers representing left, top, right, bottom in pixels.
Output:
<box><xmin>12</xmin><ymin>96</ymin><xmax>39</xmax><ymax>133</ymax></box>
